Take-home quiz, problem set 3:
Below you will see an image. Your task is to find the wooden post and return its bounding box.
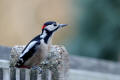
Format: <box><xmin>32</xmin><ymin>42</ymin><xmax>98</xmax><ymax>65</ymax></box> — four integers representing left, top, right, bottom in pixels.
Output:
<box><xmin>41</xmin><ymin>69</ymin><xmax>49</xmax><ymax>80</ymax></box>
<box><xmin>3</xmin><ymin>68</ymin><xmax>10</xmax><ymax>80</ymax></box>
<box><xmin>10</xmin><ymin>67</ymin><xmax>16</xmax><ymax>80</ymax></box>
<box><xmin>0</xmin><ymin>68</ymin><xmax>3</xmax><ymax>80</ymax></box>
<box><xmin>0</xmin><ymin>60</ymin><xmax>10</xmax><ymax>80</ymax></box>
<box><xmin>30</xmin><ymin>70</ymin><xmax>37</xmax><ymax>80</ymax></box>
<box><xmin>10</xmin><ymin>45</ymin><xmax>69</xmax><ymax>80</ymax></box>
<box><xmin>20</xmin><ymin>69</ymin><xmax>25</xmax><ymax>80</ymax></box>
<box><xmin>50</xmin><ymin>46</ymin><xmax>69</xmax><ymax>80</ymax></box>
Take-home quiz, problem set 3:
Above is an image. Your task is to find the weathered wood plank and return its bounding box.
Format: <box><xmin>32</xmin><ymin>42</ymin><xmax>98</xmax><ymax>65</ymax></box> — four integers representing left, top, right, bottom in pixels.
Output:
<box><xmin>0</xmin><ymin>68</ymin><xmax>3</xmax><ymax>80</ymax></box>
<box><xmin>30</xmin><ymin>70</ymin><xmax>37</xmax><ymax>80</ymax></box>
<box><xmin>16</xmin><ymin>69</ymin><xmax>20</xmax><ymax>80</ymax></box>
<box><xmin>20</xmin><ymin>69</ymin><xmax>25</xmax><ymax>80</ymax></box>
<box><xmin>10</xmin><ymin>67</ymin><xmax>16</xmax><ymax>80</ymax></box>
<box><xmin>41</xmin><ymin>69</ymin><xmax>49</xmax><ymax>80</ymax></box>
<box><xmin>69</xmin><ymin>69</ymin><xmax>120</xmax><ymax>80</ymax></box>
<box><xmin>0</xmin><ymin>60</ymin><xmax>9</xmax><ymax>68</ymax></box>
<box><xmin>51</xmin><ymin>67</ymin><xmax>64</xmax><ymax>80</ymax></box>
<box><xmin>3</xmin><ymin>69</ymin><xmax>10</xmax><ymax>80</ymax></box>
<box><xmin>70</xmin><ymin>56</ymin><xmax>120</xmax><ymax>75</ymax></box>
<box><xmin>25</xmin><ymin>69</ymin><xmax>30</xmax><ymax>80</ymax></box>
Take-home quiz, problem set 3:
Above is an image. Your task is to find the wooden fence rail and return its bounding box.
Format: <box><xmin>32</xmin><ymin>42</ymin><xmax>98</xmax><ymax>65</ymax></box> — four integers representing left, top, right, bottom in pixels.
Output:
<box><xmin>0</xmin><ymin>45</ymin><xmax>69</xmax><ymax>80</ymax></box>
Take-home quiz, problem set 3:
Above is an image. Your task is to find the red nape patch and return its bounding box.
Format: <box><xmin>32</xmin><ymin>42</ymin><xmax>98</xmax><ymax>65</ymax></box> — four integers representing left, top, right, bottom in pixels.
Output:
<box><xmin>42</xmin><ymin>25</ymin><xmax>46</xmax><ymax>29</ymax></box>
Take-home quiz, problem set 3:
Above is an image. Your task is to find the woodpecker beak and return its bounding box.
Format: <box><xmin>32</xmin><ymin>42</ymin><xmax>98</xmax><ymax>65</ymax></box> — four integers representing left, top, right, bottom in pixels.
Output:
<box><xmin>59</xmin><ymin>24</ymin><xmax>68</xmax><ymax>28</ymax></box>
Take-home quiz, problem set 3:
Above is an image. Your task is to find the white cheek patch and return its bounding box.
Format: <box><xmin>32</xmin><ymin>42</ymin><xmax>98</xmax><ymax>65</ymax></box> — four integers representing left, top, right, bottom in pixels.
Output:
<box><xmin>46</xmin><ymin>25</ymin><xmax>57</xmax><ymax>31</ymax></box>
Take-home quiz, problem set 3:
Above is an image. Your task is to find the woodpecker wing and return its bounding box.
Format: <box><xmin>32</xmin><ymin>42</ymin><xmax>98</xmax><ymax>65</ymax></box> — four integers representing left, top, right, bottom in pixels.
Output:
<box><xmin>20</xmin><ymin>41</ymin><xmax>39</xmax><ymax>57</ymax></box>
<box><xmin>16</xmin><ymin>35</ymin><xmax>41</xmax><ymax>68</ymax></box>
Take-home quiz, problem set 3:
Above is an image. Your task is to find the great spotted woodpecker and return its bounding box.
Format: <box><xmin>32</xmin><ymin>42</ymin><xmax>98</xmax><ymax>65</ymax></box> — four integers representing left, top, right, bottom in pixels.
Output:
<box><xmin>15</xmin><ymin>21</ymin><xmax>67</xmax><ymax>72</ymax></box>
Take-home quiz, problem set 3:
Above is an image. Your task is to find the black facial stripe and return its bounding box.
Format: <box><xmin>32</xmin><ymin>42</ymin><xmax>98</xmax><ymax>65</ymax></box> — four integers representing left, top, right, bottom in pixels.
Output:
<box><xmin>44</xmin><ymin>29</ymin><xmax>53</xmax><ymax>44</ymax></box>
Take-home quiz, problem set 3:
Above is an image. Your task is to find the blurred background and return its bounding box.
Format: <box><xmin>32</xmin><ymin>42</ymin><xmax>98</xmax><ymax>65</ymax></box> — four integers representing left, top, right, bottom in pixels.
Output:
<box><xmin>0</xmin><ymin>0</ymin><xmax>120</xmax><ymax>61</ymax></box>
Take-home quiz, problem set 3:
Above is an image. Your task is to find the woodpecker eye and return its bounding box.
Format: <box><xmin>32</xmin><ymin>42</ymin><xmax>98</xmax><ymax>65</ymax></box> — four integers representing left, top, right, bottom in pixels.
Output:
<box><xmin>53</xmin><ymin>23</ymin><xmax>57</xmax><ymax>26</ymax></box>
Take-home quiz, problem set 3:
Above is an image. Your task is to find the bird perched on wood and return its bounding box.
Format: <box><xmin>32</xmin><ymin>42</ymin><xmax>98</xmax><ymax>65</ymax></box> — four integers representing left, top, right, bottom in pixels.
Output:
<box><xmin>15</xmin><ymin>21</ymin><xmax>67</xmax><ymax>72</ymax></box>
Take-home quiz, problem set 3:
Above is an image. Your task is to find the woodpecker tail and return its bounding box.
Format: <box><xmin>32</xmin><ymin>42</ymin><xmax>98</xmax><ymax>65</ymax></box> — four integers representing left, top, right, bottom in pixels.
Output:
<box><xmin>15</xmin><ymin>58</ymin><xmax>30</xmax><ymax>69</ymax></box>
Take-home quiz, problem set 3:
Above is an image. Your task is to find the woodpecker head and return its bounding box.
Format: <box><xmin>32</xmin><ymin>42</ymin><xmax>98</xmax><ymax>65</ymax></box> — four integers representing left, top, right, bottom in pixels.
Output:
<box><xmin>42</xmin><ymin>21</ymin><xmax>67</xmax><ymax>32</ymax></box>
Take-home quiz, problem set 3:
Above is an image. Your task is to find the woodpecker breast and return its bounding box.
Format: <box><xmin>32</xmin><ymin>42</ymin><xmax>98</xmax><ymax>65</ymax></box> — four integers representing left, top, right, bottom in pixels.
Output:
<box><xmin>24</xmin><ymin>41</ymin><xmax>48</xmax><ymax>66</ymax></box>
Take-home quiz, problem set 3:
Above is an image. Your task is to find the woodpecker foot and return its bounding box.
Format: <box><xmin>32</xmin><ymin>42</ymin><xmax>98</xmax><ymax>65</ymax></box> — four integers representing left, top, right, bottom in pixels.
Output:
<box><xmin>31</xmin><ymin>66</ymin><xmax>42</xmax><ymax>74</ymax></box>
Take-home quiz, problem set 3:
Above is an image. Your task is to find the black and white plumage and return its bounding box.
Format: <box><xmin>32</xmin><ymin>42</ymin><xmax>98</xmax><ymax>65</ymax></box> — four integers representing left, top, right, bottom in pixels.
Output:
<box><xmin>15</xmin><ymin>21</ymin><xmax>67</xmax><ymax>69</ymax></box>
